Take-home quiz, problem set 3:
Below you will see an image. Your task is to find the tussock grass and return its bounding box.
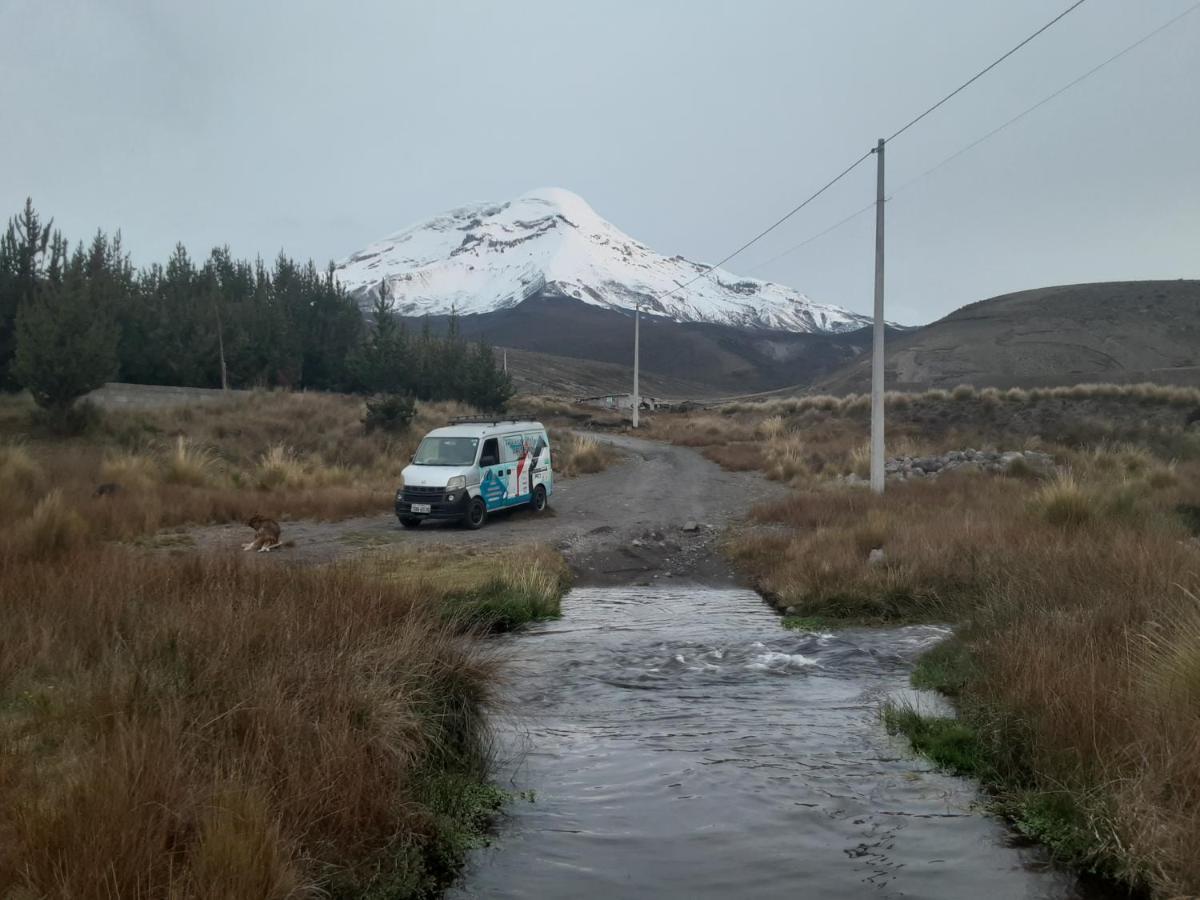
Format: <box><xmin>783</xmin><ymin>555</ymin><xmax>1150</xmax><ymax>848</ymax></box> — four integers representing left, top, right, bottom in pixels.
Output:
<box><xmin>0</xmin><ymin>442</ymin><xmax>44</xmax><ymax>505</ymax></box>
<box><xmin>744</xmin><ymin>461</ymin><xmax>1200</xmax><ymax>891</ymax></box>
<box><xmin>0</xmin><ymin>546</ymin><xmax>500</xmax><ymax>896</ymax></box>
<box><xmin>649</xmin><ymin>390</ymin><xmax>1200</xmax><ymax>894</ymax></box>
<box><xmin>164</xmin><ymin>434</ymin><xmax>219</xmax><ymax>486</ymax></box>
<box><xmin>0</xmin><ymin>391</ymin><xmax>576</xmax><ymax>896</ymax></box>
<box><xmin>552</xmin><ymin>431</ymin><xmax>620</xmax><ymax>477</ymax></box>
<box><xmin>0</xmin><ymin>392</ymin><xmax>486</xmax><ymax>553</ymax></box>
<box><xmin>11</xmin><ymin>489</ymin><xmax>89</xmax><ymax>559</ymax></box>
<box><xmin>723</xmin><ymin>381</ymin><xmax>1200</xmax><ymax>416</ymax></box>
<box><xmin>1030</xmin><ymin>475</ymin><xmax>1095</xmax><ymax>528</ymax></box>
<box><xmin>361</xmin><ymin>543</ymin><xmax>572</xmax><ymax>633</ymax></box>
<box><xmin>1138</xmin><ymin>590</ymin><xmax>1200</xmax><ymax>711</ymax></box>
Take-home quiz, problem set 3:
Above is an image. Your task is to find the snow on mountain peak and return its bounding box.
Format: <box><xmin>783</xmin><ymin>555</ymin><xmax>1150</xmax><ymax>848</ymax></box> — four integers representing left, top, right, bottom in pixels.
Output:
<box><xmin>334</xmin><ymin>188</ymin><xmax>871</xmax><ymax>334</ymax></box>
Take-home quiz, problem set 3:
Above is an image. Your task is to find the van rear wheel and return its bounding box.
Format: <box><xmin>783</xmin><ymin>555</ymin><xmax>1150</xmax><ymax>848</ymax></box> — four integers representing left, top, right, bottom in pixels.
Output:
<box><xmin>531</xmin><ymin>485</ymin><xmax>548</xmax><ymax>512</ymax></box>
<box><xmin>463</xmin><ymin>497</ymin><xmax>487</xmax><ymax>530</ymax></box>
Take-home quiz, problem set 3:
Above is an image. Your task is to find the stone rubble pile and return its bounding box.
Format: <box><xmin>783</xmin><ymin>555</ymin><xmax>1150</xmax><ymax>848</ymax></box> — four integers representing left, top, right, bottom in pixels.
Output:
<box><xmin>840</xmin><ymin>449</ymin><xmax>1056</xmax><ymax>485</ymax></box>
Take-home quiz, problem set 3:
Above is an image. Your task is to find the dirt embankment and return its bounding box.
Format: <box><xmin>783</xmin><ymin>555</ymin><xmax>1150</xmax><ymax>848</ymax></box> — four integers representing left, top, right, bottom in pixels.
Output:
<box><xmin>189</xmin><ymin>433</ymin><xmax>785</xmax><ymax>585</ymax></box>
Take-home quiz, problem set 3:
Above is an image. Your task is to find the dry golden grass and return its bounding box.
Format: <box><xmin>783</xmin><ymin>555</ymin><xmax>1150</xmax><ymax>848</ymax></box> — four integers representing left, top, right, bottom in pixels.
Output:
<box><xmin>729</xmin><ymin>459</ymin><xmax>1200</xmax><ymax>893</ymax></box>
<box><xmin>638</xmin><ymin>392</ymin><xmax>1200</xmax><ymax>892</ymax></box>
<box><xmin>551</xmin><ymin>430</ymin><xmax>620</xmax><ymax>477</ymax></box>
<box><xmin>0</xmin><ymin>546</ymin><xmax>500</xmax><ymax>897</ymax></box>
<box><xmin>723</xmin><ymin>381</ymin><xmax>1200</xmax><ymax>415</ymax></box>
<box><xmin>653</xmin><ymin>393</ymin><xmax>1200</xmax><ymax>895</ymax></box>
<box><xmin>0</xmin><ymin>393</ymin><xmax>580</xmax><ymax>896</ymax></box>
<box><xmin>0</xmin><ymin>392</ymin><xmax>481</xmax><ymax>557</ymax></box>
<box><xmin>358</xmin><ymin>542</ymin><xmax>573</xmax><ymax>632</ymax></box>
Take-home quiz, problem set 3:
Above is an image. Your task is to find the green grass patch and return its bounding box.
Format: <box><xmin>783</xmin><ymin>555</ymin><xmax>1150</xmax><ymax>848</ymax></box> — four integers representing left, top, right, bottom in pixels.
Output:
<box><xmin>910</xmin><ymin>639</ymin><xmax>977</xmax><ymax>698</ymax></box>
<box><xmin>1006</xmin><ymin>791</ymin><xmax>1105</xmax><ymax>872</ymax></box>
<box><xmin>444</xmin><ymin>578</ymin><xmax>564</xmax><ymax>632</ymax></box>
<box><xmin>882</xmin><ymin>704</ymin><xmax>990</xmax><ymax>779</ymax></box>
<box><xmin>360</xmin><ymin>544</ymin><xmax>572</xmax><ymax>633</ymax></box>
<box><xmin>892</xmin><ymin>648</ymin><xmax>1122</xmax><ymax>881</ymax></box>
<box><xmin>326</xmin><ymin>769</ymin><xmax>510</xmax><ymax>900</ymax></box>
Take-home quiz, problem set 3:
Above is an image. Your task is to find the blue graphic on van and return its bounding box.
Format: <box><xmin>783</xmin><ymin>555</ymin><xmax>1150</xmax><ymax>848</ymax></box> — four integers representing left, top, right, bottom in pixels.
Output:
<box><xmin>481</xmin><ymin>469</ymin><xmax>508</xmax><ymax>509</ymax></box>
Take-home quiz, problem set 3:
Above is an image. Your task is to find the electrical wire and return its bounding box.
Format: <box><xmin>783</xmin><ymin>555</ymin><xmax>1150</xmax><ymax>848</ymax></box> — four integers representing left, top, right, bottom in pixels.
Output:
<box><xmin>651</xmin><ymin>0</ymin><xmax>1091</xmax><ymax>303</ymax></box>
<box><xmin>747</xmin><ymin>1</ymin><xmax>1199</xmax><ymax>274</ymax></box>
<box><xmin>887</xmin><ymin>0</ymin><xmax>1089</xmax><ymax>143</ymax></box>
<box><xmin>650</xmin><ymin>149</ymin><xmax>873</xmax><ymax>305</ymax></box>
<box><xmin>890</xmin><ymin>1</ymin><xmax>1200</xmax><ymax>195</ymax></box>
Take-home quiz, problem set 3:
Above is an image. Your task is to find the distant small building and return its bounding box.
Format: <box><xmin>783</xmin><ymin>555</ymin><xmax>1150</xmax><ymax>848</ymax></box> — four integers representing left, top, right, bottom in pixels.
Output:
<box><xmin>577</xmin><ymin>392</ymin><xmax>669</xmax><ymax>411</ymax></box>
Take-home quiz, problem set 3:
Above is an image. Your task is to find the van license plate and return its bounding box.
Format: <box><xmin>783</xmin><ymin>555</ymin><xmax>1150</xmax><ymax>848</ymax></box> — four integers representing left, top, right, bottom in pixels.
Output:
<box><xmin>411</xmin><ymin>503</ymin><xmax>432</xmax><ymax>514</ymax></box>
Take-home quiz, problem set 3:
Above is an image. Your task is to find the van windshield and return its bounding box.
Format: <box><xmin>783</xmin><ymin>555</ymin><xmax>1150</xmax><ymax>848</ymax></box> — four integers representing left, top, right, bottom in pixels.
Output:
<box><xmin>412</xmin><ymin>437</ymin><xmax>479</xmax><ymax>467</ymax></box>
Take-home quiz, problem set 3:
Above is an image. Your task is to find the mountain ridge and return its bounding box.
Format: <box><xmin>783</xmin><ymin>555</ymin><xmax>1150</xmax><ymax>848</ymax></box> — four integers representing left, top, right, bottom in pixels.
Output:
<box><xmin>334</xmin><ymin>187</ymin><xmax>873</xmax><ymax>334</ymax></box>
<box><xmin>816</xmin><ymin>279</ymin><xmax>1200</xmax><ymax>394</ymax></box>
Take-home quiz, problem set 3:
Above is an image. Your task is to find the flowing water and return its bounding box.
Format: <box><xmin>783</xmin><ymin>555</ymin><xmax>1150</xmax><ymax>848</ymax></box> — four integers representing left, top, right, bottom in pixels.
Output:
<box><xmin>451</xmin><ymin>586</ymin><xmax>1101</xmax><ymax>899</ymax></box>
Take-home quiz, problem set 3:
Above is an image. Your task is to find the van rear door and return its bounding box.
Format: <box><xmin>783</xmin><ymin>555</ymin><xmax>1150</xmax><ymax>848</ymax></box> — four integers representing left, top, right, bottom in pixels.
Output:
<box><xmin>526</xmin><ymin>429</ymin><xmax>551</xmax><ymax>496</ymax></box>
<box><xmin>478</xmin><ymin>437</ymin><xmax>508</xmax><ymax>510</ymax></box>
<box><xmin>500</xmin><ymin>431</ymin><xmax>530</xmax><ymax>505</ymax></box>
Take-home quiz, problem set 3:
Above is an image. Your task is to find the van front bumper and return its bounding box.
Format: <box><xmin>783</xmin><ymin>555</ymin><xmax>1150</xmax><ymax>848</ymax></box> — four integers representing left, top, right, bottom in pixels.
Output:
<box><xmin>395</xmin><ymin>487</ymin><xmax>471</xmax><ymax>520</ymax></box>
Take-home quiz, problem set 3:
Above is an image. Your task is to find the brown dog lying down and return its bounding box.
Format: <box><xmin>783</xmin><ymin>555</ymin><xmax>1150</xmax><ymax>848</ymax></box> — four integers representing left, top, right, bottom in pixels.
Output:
<box><xmin>243</xmin><ymin>515</ymin><xmax>283</xmax><ymax>552</ymax></box>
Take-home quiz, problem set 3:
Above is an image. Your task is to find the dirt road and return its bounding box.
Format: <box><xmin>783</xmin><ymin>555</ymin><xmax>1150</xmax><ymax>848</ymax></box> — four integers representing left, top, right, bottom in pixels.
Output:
<box><xmin>191</xmin><ymin>434</ymin><xmax>784</xmax><ymax>585</ymax></box>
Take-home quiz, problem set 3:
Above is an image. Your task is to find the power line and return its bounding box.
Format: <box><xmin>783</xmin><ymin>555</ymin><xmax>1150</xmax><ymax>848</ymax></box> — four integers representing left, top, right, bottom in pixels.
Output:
<box><xmin>747</xmin><ymin>1</ymin><xmax>1199</xmax><ymax>274</ymax></box>
<box><xmin>887</xmin><ymin>0</ymin><xmax>1089</xmax><ymax>143</ymax></box>
<box><xmin>651</xmin><ymin>149</ymin><xmax>873</xmax><ymax>305</ymax></box>
<box><xmin>749</xmin><ymin>200</ymin><xmax>876</xmax><ymax>273</ymax></box>
<box><xmin>652</xmin><ymin>0</ymin><xmax>1091</xmax><ymax>304</ymax></box>
<box><xmin>890</xmin><ymin>1</ymin><xmax>1200</xmax><ymax>194</ymax></box>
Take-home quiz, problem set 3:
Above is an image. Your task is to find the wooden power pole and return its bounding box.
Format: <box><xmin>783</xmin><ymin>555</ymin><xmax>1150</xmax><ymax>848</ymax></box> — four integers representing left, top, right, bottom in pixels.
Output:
<box><xmin>632</xmin><ymin>304</ymin><xmax>641</xmax><ymax>429</ymax></box>
<box><xmin>870</xmin><ymin>137</ymin><xmax>886</xmax><ymax>494</ymax></box>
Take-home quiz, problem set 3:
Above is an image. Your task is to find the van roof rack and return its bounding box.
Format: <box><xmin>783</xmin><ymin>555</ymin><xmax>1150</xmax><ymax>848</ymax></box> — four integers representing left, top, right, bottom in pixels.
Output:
<box><xmin>445</xmin><ymin>415</ymin><xmax>541</xmax><ymax>426</ymax></box>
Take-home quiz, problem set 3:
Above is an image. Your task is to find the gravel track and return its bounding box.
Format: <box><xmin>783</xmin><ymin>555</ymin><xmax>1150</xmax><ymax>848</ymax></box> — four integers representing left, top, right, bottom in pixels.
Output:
<box><xmin>189</xmin><ymin>433</ymin><xmax>785</xmax><ymax>586</ymax></box>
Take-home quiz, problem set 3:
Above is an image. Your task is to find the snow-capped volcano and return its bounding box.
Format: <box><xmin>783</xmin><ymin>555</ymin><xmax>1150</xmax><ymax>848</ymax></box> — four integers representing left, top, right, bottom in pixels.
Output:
<box><xmin>335</xmin><ymin>187</ymin><xmax>870</xmax><ymax>334</ymax></box>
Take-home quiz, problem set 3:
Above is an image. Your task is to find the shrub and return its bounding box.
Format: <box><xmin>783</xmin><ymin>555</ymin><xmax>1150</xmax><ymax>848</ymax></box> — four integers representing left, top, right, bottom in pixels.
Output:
<box><xmin>0</xmin><ymin>442</ymin><xmax>44</xmax><ymax>508</ymax></box>
<box><xmin>99</xmin><ymin>451</ymin><xmax>159</xmax><ymax>493</ymax></box>
<box><xmin>363</xmin><ymin>392</ymin><xmax>416</xmax><ymax>434</ymax></box>
<box><xmin>1031</xmin><ymin>475</ymin><xmax>1094</xmax><ymax>528</ymax></box>
<box><xmin>757</xmin><ymin>415</ymin><xmax>786</xmax><ymax>439</ymax></box>
<box><xmin>553</xmin><ymin>431</ymin><xmax>618</xmax><ymax>478</ymax></box>
<box><xmin>12</xmin><ymin>488</ymin><xmax>89</xmax><ymax>558</ymax></box>
<box><xmin>163</xmin><ymin>435</ymin><xmax>218</xmax><ymax>486</ymax></box>
<box><xmin>256</xmin><ymin>443</ymin><xmax>305</xmax><ymax>490</ymax></box>
<box><xmin>29</xmin><ymin>398</ymin><xmax>103</xmax><ymax>435</ymax></box>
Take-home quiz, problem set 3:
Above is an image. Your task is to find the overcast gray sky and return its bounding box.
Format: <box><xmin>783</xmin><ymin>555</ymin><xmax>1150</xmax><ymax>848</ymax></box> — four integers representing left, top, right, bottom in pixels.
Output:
<box><xmin>2</xmin><ymin>0</ymin><xmax>1197</xmax><ymax>325</ymax></box>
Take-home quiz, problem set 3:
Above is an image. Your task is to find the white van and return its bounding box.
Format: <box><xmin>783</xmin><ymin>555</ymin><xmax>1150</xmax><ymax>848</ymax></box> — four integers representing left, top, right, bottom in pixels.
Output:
<box><xmin>395</xmin><ymin>418</ymin><xmax>553</xmax><ymax>529</ymax></box>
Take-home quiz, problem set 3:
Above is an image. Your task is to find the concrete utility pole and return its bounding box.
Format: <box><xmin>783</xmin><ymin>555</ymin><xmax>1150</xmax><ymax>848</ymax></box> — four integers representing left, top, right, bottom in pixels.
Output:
<box><xmin>632</xmin><ymin>303</ymin><xmax>641</xmax><ymax>429</ymax></box>
<box><xmin>870</xmin><ymin>137</ymin><xmax>886</xmax><ymax>494</ymax></box>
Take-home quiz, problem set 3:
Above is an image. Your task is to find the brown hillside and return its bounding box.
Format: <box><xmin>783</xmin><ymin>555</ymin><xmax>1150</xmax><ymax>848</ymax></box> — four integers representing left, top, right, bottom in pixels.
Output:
<box><xmin>820</xmin><ymin>280</ymin><xmax>1200</xmax><ymax>394</ymax></box>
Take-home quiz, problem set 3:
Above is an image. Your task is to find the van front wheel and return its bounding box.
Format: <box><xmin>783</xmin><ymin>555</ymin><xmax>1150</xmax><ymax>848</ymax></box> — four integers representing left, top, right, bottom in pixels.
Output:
<box><xmin>531</xmin><ymin>485</ymin><xmax>548</xmax><ymax>512</ymax></box>
<box><xmin>463</xmin><ymin>497</ymin><xmax>488</xmax><ymax>530</ymax></box>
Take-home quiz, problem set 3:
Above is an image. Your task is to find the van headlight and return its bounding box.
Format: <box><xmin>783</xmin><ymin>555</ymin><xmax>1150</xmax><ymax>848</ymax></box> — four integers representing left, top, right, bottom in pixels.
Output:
<box><xmin>446</xmin><ymin>475</ymin><xmax>466</xmax><ymax>491</ymax></box>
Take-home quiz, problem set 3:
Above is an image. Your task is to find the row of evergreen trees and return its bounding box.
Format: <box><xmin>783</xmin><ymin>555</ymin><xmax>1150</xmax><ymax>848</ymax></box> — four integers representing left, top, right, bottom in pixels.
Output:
<box><xmin>0</xmin><ymin>199</ymin><xmax>513</xmax><ymax>417</ymax></box>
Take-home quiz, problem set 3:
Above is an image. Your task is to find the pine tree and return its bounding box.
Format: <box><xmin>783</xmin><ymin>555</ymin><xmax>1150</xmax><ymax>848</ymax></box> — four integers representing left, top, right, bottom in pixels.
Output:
<box><xmin>466</xmin><ymin>339</ymin><xmax>514</xmax><ymax>411</ymax></box>
<box><xmin>0</xmin><ymin>198</ymin><xmax>56</xmax><ymax>388</ymax></box>
<box><xmin>350</xmin><ymin>293</ymin><xmax>410</xmax><ymax>393</ymax></box>
<box><xmin>13</xmin><ymin>243</ymin><xmax>118</xmax><ymax>427</ymax></box>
